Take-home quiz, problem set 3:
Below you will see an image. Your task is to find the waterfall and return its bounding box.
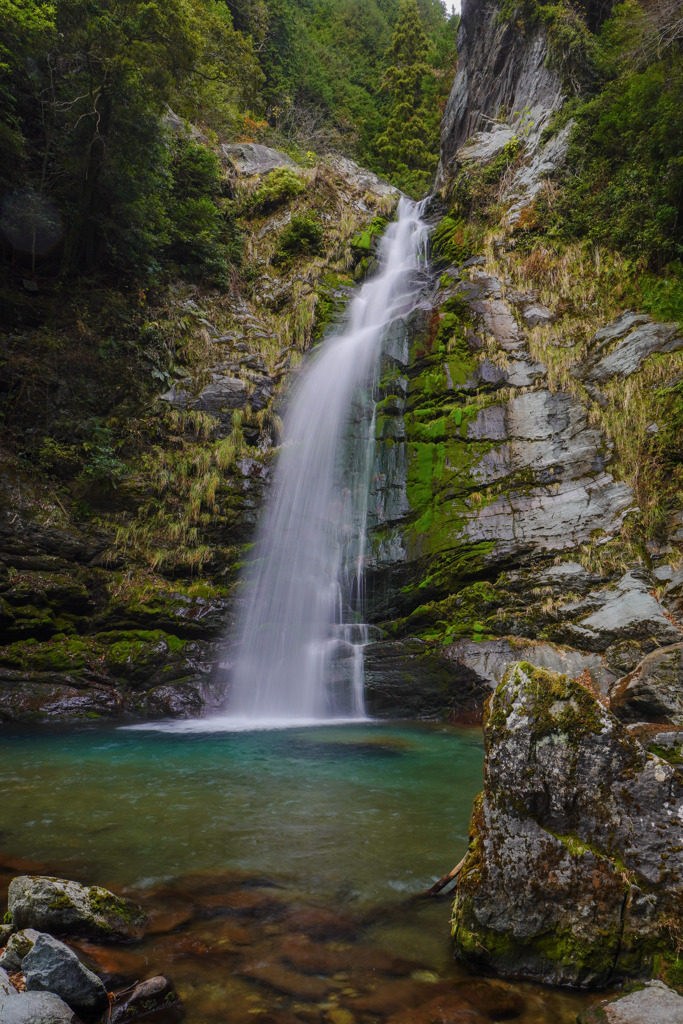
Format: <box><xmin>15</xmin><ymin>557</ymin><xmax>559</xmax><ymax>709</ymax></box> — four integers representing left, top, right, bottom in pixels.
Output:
<box><xmin>227</xmin><ymin>197</ymin><xmax>429</xmax><ymax>725</ymax></box>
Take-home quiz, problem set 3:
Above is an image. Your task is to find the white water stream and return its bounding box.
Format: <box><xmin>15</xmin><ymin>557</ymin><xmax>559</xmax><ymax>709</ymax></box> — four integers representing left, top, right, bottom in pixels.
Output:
<box><xmin>223</xmin><ymin>197</ymin><xmax>429</xmax><ymax>725</ymax></box>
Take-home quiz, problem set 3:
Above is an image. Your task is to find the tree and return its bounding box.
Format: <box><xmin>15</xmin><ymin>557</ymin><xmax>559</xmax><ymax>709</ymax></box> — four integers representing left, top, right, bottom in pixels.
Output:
<box><xmin>373</xmin><ymin>0</ymin><xmax>439</xmax><ymax>196</ymax></box>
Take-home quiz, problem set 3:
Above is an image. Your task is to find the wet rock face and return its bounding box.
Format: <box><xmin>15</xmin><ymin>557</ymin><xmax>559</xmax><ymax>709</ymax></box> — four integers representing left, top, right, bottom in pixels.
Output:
<box><xmin>451</xmin><ymin>662</ymin><xmax>683</xmax><ymax>987</ymax></box>
<box><xmin>363</xmin><ymin>638</ymin><xmax>489</xmax><ymax>718</ymax></box>
<box><xmin>8</xmin><ymin>875</ymin><xmax>148</xmax><ymax>942</ymax></box>
<box><xmin>365</xmin><ymin>264</ymin><xmax>634</xmax><ymax>623</ymax></box>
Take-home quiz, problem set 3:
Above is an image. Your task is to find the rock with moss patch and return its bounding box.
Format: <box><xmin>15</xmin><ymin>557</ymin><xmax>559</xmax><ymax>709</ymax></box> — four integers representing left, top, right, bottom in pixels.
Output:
<box><xmin>451</xmin><ymin>662</ymin><xmax>683</xmax><ymax>987</ymax></box>
<box><xmin>578</xmin><ymin>981</ymin><xmax>683</xmax><ymax>1023</ymax></box>
<box><xmin>0</xmin><ymin>928</ymin><xmax>42</xmax><ymax>971</ymax></box>
<box><xmin>8</xmin><ymin>876</ymin><xmax>148</xmax><ymax>943</ymax></box>
<box><xmin>610</xmin><ymin>644</ymin><xmax>683</xmax><ymax>725</ymax></box>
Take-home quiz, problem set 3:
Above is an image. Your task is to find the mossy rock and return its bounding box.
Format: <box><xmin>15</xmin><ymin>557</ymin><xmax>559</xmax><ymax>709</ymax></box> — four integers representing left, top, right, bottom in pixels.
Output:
<box><xmin>8</xmin><ymin>875</ymin><xmax>148</xmax><ymax>942</ymax></box>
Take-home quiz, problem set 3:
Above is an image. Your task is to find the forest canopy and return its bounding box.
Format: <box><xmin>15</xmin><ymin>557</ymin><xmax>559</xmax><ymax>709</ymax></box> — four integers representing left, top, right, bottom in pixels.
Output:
<box><xmin>0</xmin><ymin>0</ymin><xmax>457</xmax><ymax>282</ymax></box>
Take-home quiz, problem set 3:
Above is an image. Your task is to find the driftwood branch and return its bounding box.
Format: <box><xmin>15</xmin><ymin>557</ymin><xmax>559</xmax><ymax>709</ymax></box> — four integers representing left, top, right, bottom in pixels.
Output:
<box><xmin>423</xmin><ymin>855</ymin><xmax>467</xmax><ymax>897</ymax></box>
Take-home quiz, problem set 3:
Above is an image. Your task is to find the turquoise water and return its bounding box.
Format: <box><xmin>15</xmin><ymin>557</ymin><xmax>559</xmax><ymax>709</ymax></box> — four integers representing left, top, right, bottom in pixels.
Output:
<box><xmin>0</xmin><ymin>721</ymin><xmax>483</xmax><ymax>903</ymax></box>
<box><xmin>0</xmin><ymin>721</ymin><xmax>601</xmax><ymax>1023</ymax></box>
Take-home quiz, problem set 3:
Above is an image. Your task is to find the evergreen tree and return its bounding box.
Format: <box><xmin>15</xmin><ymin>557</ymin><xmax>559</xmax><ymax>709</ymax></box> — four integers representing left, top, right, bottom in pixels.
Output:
<box><xmin>373</xmin><ymin>0</ymin><xmax>439</xmax><ymax>196</ymax></box>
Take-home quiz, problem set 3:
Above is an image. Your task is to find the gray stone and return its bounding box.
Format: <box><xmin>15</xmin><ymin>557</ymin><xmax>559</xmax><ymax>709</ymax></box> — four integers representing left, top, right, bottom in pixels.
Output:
<box><xmin>324</xmin><ymin>155</ymin><xmax>398</xmax><ymax>200</ymax></box>
<box><xmin>562</xmin><ymin>571</ymin><xmax>681</xmax><ymax>652</ymax></box>
<box><xmin>8</xmin><ymin>875</ymin><xmax>148</xmax><ymax>942</ymax></box>
<box><xmin>0</xmin><ymin>990</ymin><xmax>78</xmax><ymax>1024</ymax></box>
<box><xmin>191</xmin><ymin>377</ymin><xmax>248</xmax><ymax>414</ymax></box>
<box><xmin>0</xmin><ymin>966</ymin><xmax>14</xmax><ymax>993</ymax></box>
<box><xmin>444</xmin><ymin>638</ymin><xmax>615</xmax><ymax>695</ymax></box>
<box><xmin>521</xmin><ymin>302</ymin><xmax>554</xmax><ymax>326</ymax></box>
<box><xmin>23</xmin><ymin>933</ymin><xmax>107</xmax><ymax>1014</ymax></box>
<box><xmin>610</xmin><ymin>644</ymin><xmax>683</xmax><ymax>725</ymax></box>
<box><xmin>456</xmin><ymin>125</ymin><xmax>518</xmax><ymax>165</ymax></box>
<box><xmin>221</xmin><ymin>142</ymin><xmax>296</xmax><ymax>176</ymax></box>
<box><xmin>653</xmin><ymin>730</ymin><xmax>683</xmax><ymax>748</ymax></box>
<box><xmin>452</xmin><ymin>662</ymin><xmax>683</xmax><ymax>986</ymax></box>
<box><xmin>0</xmin><ymin>929</ymin><xmax>42</xmax><ymax>971</ymax></box>
<box><xmin>578</xmin><ymin>981</ymin><xmax>683</xmax><ymax>1023</ymax></box>
<box><xmin>577</xmin><ymin>313</ymin><xmax>682</xmax><ymax>383</ymax></box>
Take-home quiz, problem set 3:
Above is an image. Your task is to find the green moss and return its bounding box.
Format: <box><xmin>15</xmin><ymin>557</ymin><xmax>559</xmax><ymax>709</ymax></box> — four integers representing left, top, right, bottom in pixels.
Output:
<box><xmin>350</xmin><ymin>215</ymin><xmax>387</xmax><ymax>255</ymax></box>
<box><xmin>49</xmin><ymin>894</ymin><xmax>75</xmax><ymax>910</ymax></box>
<box><xmin>432</xmin><ymin>215</ymin><xmax>481</xmax><ymax>266</ymax></box>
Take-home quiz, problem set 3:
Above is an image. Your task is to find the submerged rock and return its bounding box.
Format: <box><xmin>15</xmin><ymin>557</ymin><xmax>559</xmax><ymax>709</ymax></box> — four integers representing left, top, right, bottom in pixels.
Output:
<box><xmin>451</xmin><ymin>662</ymin><xmax>683</xmax><ymax>986</ymax></box>
<box><xmin>22</xmin><ymin>933</ymin><xmax>108</xmax><ymax>1014</ymax></box>
<box><xmin>578</xmin><ymin>981</ymin><xmax>683</xmax><ymax>1023</ymax></box>
<box><xmin>109</xmin><ymin>975</ymin><xmax>183</xmax><ymax>1024</ymax></box>
<box><xmin>8</xmin><ymin>876</ymin><xmax>148</xmax><ymax>943</ymax></box>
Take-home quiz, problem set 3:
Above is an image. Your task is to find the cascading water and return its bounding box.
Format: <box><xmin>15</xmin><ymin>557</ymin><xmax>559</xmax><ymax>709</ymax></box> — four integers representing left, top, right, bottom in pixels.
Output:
<box><xmin>227</xmin><ymin>197</ymin><xmax>429</xmax><ymax>725</ymax></box>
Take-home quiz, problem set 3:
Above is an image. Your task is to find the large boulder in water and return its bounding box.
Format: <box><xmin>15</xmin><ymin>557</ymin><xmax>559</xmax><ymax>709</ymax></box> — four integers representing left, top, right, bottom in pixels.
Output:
<box><xmin>22</xmin><ymin>934</ymin><xmax>108</xmax><ymax>1015</ymax></box>
<box><xmin>451</xmin><ymin>662</ymin><xmax>683</xmax><ymax>986</ymax></box>
<box><xmin>8</xmin><ymin>876</ymin><xmax>147</xmax><ymax>942</ymax></box>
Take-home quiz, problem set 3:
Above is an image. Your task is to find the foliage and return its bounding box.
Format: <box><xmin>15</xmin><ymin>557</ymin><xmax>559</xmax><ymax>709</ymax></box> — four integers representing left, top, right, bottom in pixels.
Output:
<box><xmin>273</xmin><ymin>215</ymin><xmax>324</xmax><ymax>265</ymax></box>
<box><xmin>553</xmin><ymin>50</ymin><xmax>683</xmax><ymax>270</ymax></box>
<box><xmin>373</xmin><ymin>0</ymin><xmax>441</xmax><ymax>197</ymax></box>
<box><xmin>249</xmin><ymin>167</ymin><xmax>306</xmax><ymax>212</ymax></box>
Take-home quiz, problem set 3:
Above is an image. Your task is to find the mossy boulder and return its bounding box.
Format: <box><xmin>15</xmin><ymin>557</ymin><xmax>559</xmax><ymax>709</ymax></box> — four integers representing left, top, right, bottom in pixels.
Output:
<box><xmin>8</xmin><ymin>875</ymin><xmax>148</xmax><ymax>943</ymax></box>
<box><xmin>452</xmin><ymin>662</ymin><xmax>683</xmax><ymax>987</ymax></box>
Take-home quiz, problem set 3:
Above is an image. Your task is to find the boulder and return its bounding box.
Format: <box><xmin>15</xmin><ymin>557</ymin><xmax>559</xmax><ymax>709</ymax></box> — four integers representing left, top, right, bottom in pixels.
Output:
<box><xmin>0</xmin><ymin>966</ymin><xmax>14</xmax><ymax>993</ymax></box>
<box><xmin>23</xmin><ymin>934</ymin><xmax>108</xmax><ymax>1014</ymax></box>
<box><xmin>221</xmin><ymin>143</ymin><xmax>296</xmax><ymax>176</ymax></box>
<box><xmin>0</xmin><ymin>990</ymin><xmax>80</xmax><ymax>1024</ymax></box>
<box><xmin>8</xmin><ymin>876</ymin><xmax>148</xmax><ymax>942</ymax></box>
<box><xmin>0</xmin><ymin>929</ymin><xmax>42</xmax><ymax>971</ymax></box>
<box><xmin>578</xmin><ymin>981</ymin><xmax>683</xmax><ymax>1023</ymax></box>
<box><xmin>451</xmin><ymin>662</ymin><xmax>683</xmax><ymax>986</ymax></box>
<box><xmin>610</xmin><ymin>644</ymin><xmax>683</xmax><ymax>724</ymax></box>
<box><xmin>109</xmin><ymin>975</ymin><xmax>183</xmax><ymax>1023</ymax></box>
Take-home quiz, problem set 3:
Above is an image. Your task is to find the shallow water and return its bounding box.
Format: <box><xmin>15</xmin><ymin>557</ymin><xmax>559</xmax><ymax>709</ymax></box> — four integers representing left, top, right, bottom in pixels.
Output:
<box><xmin>0</xmin><ymin>721</ymin><xmax>602</xmax><ymax>1022</ymax></box>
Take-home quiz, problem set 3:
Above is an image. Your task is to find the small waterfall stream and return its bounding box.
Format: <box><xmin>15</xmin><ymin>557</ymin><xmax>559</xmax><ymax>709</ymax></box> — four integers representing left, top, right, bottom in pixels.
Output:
<box><xmin>227</xmin><ymin>197</ymin><xmax>429</xmax><ymax>724</ymax></box>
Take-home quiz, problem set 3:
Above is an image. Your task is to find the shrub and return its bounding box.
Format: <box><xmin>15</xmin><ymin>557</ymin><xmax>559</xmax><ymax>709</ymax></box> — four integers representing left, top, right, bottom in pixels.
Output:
<box><xmin>273</xmin><ymin>215</ymin><xmax>324</xmax><ymax>265</ymax></box>
<box><xmin>249</xmin><ymin>167</ymin><xmax>306</xmax><ymax>212</ymax></box>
